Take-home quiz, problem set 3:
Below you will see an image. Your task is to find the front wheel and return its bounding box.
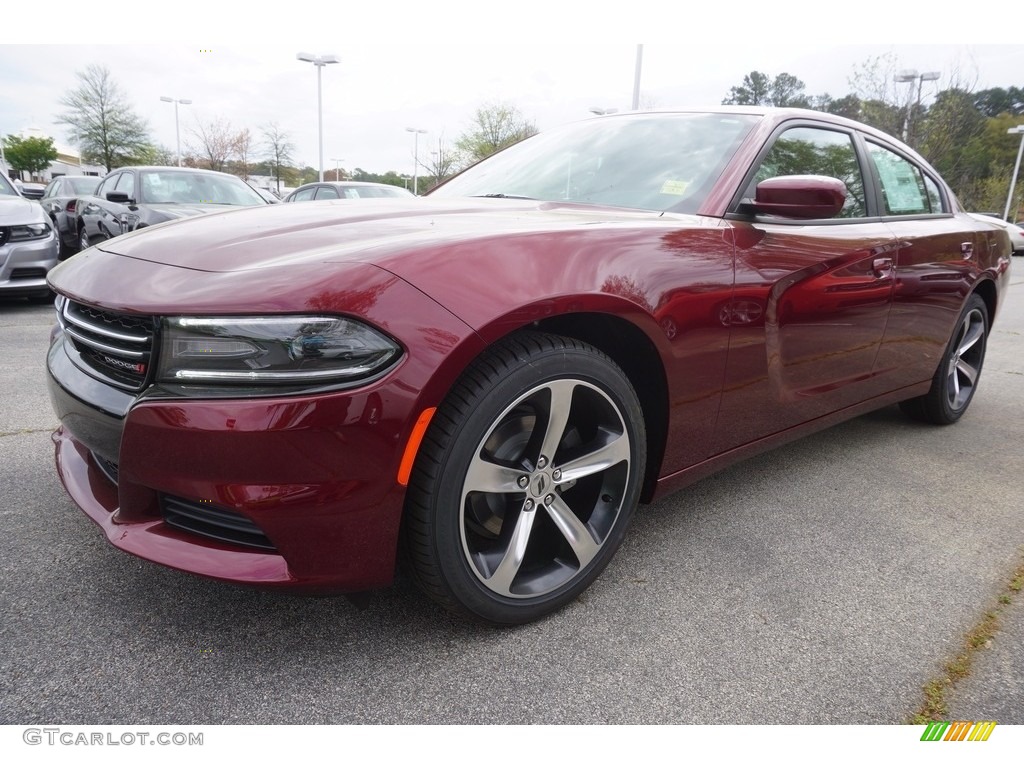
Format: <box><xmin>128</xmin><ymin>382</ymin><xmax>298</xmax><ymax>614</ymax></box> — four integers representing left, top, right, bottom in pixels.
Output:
<box><xmin>404</xmin><ymin>332</ymin><xmax>646</xmax><ymax>624</ymax></box>
<box><xmin>899</xmin><ymin>294</ymin><xmax>989</xmax><ymax>425</ymax></box>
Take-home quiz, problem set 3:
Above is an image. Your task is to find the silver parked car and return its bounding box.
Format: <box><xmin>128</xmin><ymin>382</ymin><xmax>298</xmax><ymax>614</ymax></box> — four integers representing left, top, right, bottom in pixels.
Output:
<box><xmin>969</xmin><ymin>212</ymin><xmax>1024</xmax><ymax>255</ymax></box>
<box><xmin>0</xmin><ymin>170</ymin><xmax>59</xmax><ymax>301</ymax></box>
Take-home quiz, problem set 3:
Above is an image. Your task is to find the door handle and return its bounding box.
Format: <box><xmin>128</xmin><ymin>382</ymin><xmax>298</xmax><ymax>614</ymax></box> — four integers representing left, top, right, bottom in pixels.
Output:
<box><xmin>961</xmin><ymin>241</ymin><xmax>974</xmax><ymax>259</ymax></box>
<box><xmin>872</xmin><ymin>257</ymin><xmax>893</xmax><ymax>277</ymax></box>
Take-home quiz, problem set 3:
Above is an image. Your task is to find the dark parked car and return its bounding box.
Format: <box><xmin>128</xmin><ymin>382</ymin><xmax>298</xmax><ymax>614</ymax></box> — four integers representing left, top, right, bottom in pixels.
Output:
<box><xmin>46</xmin><ymin>108</ymin><xmax>1012</xmax><ymax>624</ymax></box>
<box><xmin>1</xmin><ymin>170</ymin><xmax>58</xmax><ymax>301</ymax></box>
<box><xmin>39</xmin><ymin>175</ymin><xmax>100</xmax><ymax>258</ymax></box>
<box><xmin>74</xmin><ymin>166</ymin><xmax>268</xmax><ymax>250</ymax></box>
<box><xmin>284</xmin><ymin>181</ymin><xmax>414</xmax><ymax>201</ymax></box>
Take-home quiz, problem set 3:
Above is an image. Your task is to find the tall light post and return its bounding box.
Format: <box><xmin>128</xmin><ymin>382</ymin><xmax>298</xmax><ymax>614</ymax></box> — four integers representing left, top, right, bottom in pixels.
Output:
<box><xmin>1004</xmin><ymin>125</ymin><xmax>1024</xmax><ymax>222</ymax></box>
<box><xmin>632</xmin><ymin>44</ymin><xmax>643</xmax><ymax>111</ymax></box>
<box><xmin>296</xmin><ymin>52</ymin><xmax>339</xmax><ymax>182</ymax></box>
<box><xmin>405</xmin><ymin>127</ymin><xmax>427</xmax><ymax>195</ymax></box>
<box><xmin>330</xmin><ymin>157</ymin><xmax>344</xmax><ymax>182</ymax></box>
<box><xmin>894</xmin><ymin>69</ymin><xmax>939</xmax><ymax>145</ymax></box>
<box><xmin>159</xmin><ymin>96</ymin><xmax>192</xmax><ymax>167</ymax></box>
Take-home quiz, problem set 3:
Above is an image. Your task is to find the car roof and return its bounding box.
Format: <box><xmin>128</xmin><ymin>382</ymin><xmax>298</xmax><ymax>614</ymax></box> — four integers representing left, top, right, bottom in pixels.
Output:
<box><xmin>295</xmin><ymin>181</ymin><xmax>404</xmax><ymax>189</ymax></box>
<box><xmin>105</xmin><ymin>166</ymin><xmax>240</xmax><ymax>178</ymax></box>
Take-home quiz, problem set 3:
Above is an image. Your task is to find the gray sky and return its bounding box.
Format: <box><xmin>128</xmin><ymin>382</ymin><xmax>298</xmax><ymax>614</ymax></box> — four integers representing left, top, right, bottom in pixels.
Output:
<box><xmin>3</xmin><ymin>3</ymin><xmax>1021</xmax><ymax>177</ymax></box>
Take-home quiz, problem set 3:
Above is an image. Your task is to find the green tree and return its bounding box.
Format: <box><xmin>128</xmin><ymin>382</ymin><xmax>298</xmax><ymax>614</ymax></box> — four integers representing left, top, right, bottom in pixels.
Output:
<box><xmin>722</xmin><ymin>72</ymin><xmax>811</xmax><ymax>107</ymax></box>
<box><xmin>973</xmin><ymin>87</ymin><xmax>1024</xmax><ymax>117</ymax></box>
<box><xmin>918</xmin><ymin>89</ymin><xmax>988</xmax><ymax>193</ymax></box>
<box><xmin>2</xmin><ymin>135</ymin><xmax>58</xmax><ymax>177</ymax></box>
<box><xmin>455</xmin><ymin>102</ymin><xmax>537</xmax><ymax>164</ymax></box>
<box><xmin>56</xmin><ymin>64</ymin><xmax>151</xmax><ymax>171</ymax></box>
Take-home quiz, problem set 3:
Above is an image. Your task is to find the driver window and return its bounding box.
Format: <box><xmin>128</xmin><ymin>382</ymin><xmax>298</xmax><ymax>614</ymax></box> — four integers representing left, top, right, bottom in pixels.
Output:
<box><xmin>114</xmin><ymin>172</ymin><xmax>135</xmax><ymax>199</ymax></box>
<box><xmin>749</xmin><ymin>127</ymin><xmax>866</xmax><ymax>218</ymax></box>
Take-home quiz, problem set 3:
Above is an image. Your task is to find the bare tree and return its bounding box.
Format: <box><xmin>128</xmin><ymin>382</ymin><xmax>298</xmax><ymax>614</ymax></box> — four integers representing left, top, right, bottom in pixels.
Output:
<box><xmin>56</xmin><ymin>64</ymin><xmax>152</xmax><ymax>171</ymax></box>
<box><xmin>420</xmin><ymin>136</ymin><xmax>462</xmax><ymax>188</ymax></box>
<box><xmin>188</xmin><ymin>117</ymin><xmax>239</xmax><ymax>172</ymax></box>
<box><xmin>262</xmin><ymin>122</ymin><xmax>295</xmax><ymax>193</ymax></box>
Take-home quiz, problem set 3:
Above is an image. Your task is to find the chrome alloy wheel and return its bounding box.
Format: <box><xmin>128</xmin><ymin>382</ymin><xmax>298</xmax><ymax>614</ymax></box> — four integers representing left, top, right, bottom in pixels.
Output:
<box><xmin>944</xmin><ymin>306</ymin><xmax>986</xmax><ymax>412</ymax></box>
<box><xmin>458</xmin><ymin>378</ymin><xmax>632</xmax><ymax>599</ymax></box>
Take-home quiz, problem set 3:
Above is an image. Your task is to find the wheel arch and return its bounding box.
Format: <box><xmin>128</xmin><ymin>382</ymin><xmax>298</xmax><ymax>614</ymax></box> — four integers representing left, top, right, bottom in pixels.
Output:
<box><xmin>971</xmin><ymin>277</ymin><xmax>997</xmax><ymax>328</ymax></box>
<box><xmin>421</xmin><ymin>302</ymin><xmax>670</xmax><ymax>505</ymax></box>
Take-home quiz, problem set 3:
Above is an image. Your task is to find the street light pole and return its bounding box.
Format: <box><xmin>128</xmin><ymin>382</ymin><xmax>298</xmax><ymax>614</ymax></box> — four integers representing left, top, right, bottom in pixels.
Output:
<box><xmin>894</xmin><ymin>69</ymin><xmax>939</xmax><ymax>145</ymax></box>
<box><xmin>330</xmin><ymin>157</ymin><xmax>344</xmax><ymax>182</ymax></box>
<box><xmin>632</xmin><ymin>44</ymin><xmax>643</xmax><ymax>111</ymax></box>
<box><xmin>160</xmin><ymin>96</ymin><xmax>192</xmax><ymax>167</ymax></box>
<box><xmin>297</xmin><ymin>52</ymin><xmax>340</xmax><ymax>182</ymax></box>
<box><xmin>405</xmin><ymin>127</ymin><xmax>427</xmax><ymax>195</ymax></box>
<box><xmin>1004</xmin><ymin>125</ymin><xmax>1024</xmax><ymax>222</ymax></box>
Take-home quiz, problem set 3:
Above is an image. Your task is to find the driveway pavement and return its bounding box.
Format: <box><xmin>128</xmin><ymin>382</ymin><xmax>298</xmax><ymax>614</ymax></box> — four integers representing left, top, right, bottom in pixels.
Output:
<box><xmin>1</xmin><ymin>271</ymin><xmax>1022</xmax><ymax>725</ymax></box>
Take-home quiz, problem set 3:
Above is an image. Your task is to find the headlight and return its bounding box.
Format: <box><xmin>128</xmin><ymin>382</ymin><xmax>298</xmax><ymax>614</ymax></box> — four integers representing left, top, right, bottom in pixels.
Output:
<box><xmin>8</xmin><ymin>222</ymin><xmax>52</xmax><ymax>241</ymax></box>
<box><xmin>157</xmin><ymin>316</ymin><xmax>402</xmax><ymax>387</ymax></box>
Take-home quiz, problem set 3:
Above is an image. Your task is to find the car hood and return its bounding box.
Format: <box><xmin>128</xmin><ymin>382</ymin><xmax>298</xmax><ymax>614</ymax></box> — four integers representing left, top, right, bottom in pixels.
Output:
<box><xmin>85</xmin><ymin>198</ymin><xmax>682</xmax><ymax>273</ymax></box>
<box><xmin>0</xmin><ymin>196</ymin><xmax>45</xmax><ymax>225</ymax></box>
<box><xmin>140</xmin><ymin>203</ymin><xmax>249</xmax><ymax>221</ymax></box>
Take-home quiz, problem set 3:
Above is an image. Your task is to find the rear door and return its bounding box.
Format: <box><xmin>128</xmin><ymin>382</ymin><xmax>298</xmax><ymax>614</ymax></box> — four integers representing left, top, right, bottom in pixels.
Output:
<box><xmin>867</xmin><ymin>140</ymin><xmax>985</xmax><ymax>385</ymax></box>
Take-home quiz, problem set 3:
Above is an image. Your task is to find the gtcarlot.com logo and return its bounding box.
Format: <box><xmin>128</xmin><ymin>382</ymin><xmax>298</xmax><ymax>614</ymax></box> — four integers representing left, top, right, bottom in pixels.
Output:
<box><xmin>920</xmin><ymin>721</ymin><xmax>997</xmax><ymax>742</ymax></box>
<box><xmin>23</xmin><ymin>729</ymin><xmax>203</xmax><ymax>746</ymax></box>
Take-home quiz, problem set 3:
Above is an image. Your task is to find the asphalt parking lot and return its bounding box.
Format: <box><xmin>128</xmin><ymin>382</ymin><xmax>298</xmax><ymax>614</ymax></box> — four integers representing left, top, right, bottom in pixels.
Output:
<box><xmin>2</xmin><ymin>275</ymin><xmax>1023</xmax><ymax>725</ymax></box>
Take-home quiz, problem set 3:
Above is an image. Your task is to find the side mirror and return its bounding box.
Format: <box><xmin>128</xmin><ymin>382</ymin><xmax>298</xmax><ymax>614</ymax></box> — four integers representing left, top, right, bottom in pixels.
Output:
<box><xmin>106</xmin><ymin>191</ymin><xmax>132</xmax><ymax>204</ymax></box>
<box><xmin>752</xmin><ymin>175</ymin><xmax>847</xmax><ymax>219</ymax></box>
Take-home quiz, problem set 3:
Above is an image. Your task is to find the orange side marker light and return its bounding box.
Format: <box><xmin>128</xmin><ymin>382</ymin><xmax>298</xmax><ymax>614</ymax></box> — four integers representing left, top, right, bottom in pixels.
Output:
<box><xmin>397</xmin><ymin>407</ymin><xmax>436</xmax><ymax>486</ymax></box>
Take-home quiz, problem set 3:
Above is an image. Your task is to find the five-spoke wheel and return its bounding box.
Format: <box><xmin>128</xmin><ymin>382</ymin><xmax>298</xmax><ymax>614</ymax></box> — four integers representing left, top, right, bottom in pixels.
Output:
<box><xmin>404</xmin><ymin>332</ymin><xmax>645</xmax><ymax>624</ymax></box>
<box><xmin>900</xmin><ymin>294</ymin><xmax>989</xmax><ymax>424</ymax></box>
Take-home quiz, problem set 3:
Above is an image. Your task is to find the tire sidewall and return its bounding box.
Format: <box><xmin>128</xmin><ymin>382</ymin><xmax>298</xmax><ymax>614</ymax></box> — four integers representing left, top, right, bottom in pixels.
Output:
<box><xmin>424</xmin><ymin>339</ymin><xmax>646</xmax><ymax>624</ymax></box>
<box><xmin>934</xmin><ymin>294</ymin><xmax>988</xmax><ymax>423</ymax></box>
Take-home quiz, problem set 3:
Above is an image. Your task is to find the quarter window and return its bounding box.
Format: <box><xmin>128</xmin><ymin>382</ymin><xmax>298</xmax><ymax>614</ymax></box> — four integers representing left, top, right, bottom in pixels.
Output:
<box><xmin>866</xmin><ymin>142</ymin><xmax>942</xmax><ymax>215</ymax></box>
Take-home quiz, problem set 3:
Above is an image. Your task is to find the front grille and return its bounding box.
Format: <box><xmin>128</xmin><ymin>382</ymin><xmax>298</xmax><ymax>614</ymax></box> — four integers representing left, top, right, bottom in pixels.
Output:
<box><xmin>161</xmin><ymin>495</ymin><xmax>277</xmax><ymax>551</ymax></box>
<box><xmin>0</xmin><ymin>228</ymin><xmax>8</xmax><ymax>247</ymax></box>
<box><xmin>59</xmin><ymin>299</ymin><xmax>156</xmax><ymax>391</ymax></box>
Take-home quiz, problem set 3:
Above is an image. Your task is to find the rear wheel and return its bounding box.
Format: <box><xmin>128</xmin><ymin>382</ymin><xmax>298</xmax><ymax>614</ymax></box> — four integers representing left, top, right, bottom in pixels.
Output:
<box><xmin>404</xmin><ymin>332</ymin><xmax>646</xmax><ymax>624</ymax></box>
<box><xmin>78</xmin><ymin>226</ymin><xmax>90</xmax><ymax>251</ymax></box>
<box><xmin>899</xmin><ymin>294</ymin><xmax>988</xmax><ymax>425</ymax></box>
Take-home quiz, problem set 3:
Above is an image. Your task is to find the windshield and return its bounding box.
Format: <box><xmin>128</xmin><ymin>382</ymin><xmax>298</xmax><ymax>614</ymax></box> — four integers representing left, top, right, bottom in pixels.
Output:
<box><xmin>140</xmin><ymin>171</ymin><xmax>265</xmax><ymax>206</ymax></box>
<box><xmin>430</xmin><ymin>113</ymin><xmax>758</xmax><ymax>213</ymax></box>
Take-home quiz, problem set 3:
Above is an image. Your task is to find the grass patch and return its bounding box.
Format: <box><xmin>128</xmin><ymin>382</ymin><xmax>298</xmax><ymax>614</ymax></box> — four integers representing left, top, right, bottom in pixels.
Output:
<box><xmin>908</xmin><ymin>551</ymin><xmax>1024</xmax><ymax>724</ymax></box>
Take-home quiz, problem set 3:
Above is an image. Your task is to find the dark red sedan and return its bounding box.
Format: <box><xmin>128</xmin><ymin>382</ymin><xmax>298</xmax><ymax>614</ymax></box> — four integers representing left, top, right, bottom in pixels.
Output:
<box><xmin>46</xmin><ymin>108</ymin><xmax>1012</xmax><ymax>624</ymax></box>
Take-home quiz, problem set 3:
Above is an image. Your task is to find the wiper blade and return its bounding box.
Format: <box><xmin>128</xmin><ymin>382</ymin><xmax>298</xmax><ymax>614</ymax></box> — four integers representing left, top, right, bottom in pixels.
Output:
<box><xmin>473</xmin><ymin>193</ymin><xmax>535</xmax><ymax>200</ymax></box>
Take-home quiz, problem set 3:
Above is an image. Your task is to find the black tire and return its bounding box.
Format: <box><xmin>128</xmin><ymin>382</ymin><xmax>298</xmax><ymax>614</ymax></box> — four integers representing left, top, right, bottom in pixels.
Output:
<box><xmin>404</xmin><ymin>332</ymin><xmax>646</xmax><ymax>625</ymax></box>
<box><xmin>78</xmin><ymin>226</ymin><xmax>90</xmax><ymax>252</ymax></box>
<box><xmin>58</xmin><ymin>233</ymin><xmax>78</xmax><ymax>260</ymax></box>
<box><xmin>899</xmin><ymin>293</ymin><xmax>988</xmax><ymax>425</ymax></box>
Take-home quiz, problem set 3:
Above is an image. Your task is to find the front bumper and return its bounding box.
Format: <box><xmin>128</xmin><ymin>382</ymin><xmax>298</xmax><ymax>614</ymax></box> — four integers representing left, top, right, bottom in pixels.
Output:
<box><xmin>0</xmin><ymin>233</ymin><xmax>58</xmax><ymax>296</ymax></box>
<box><xmin>48</xmin><ymin>337</ymin><xmax>417</xmax><ymax>594</ymax></box>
